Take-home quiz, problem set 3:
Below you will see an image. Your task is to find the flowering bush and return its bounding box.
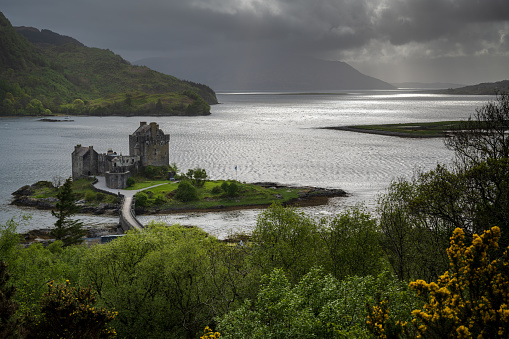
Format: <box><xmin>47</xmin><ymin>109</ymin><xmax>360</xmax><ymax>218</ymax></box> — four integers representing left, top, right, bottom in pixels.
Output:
<box><xmin>368</xmin><ymin>226</ymin><xmax>509</xmax><ymax>338</ymax></box>
<box><xmin>410</xmin><ymin>226</ymin><xmax>509</xmax><ymax>338</ymax></box>
<box><xmin>25</xmin><ymin>280</ymin><xmax>117</xmax><ymax>338</ymax></box>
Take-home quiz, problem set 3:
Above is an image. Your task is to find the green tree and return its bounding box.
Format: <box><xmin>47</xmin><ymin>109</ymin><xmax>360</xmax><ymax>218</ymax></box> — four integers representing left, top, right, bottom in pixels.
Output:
<box><xmin>443</xmin><ymin>92</ymin><xmax>509</xmax><ymax>244</ymax></box>
<box><xmin>321</xmin><ymin>205</ymin><xmax>385</xmax><ymax>280</ymax></box>
<box><xmin>25</xmin><ymin>99</ymin><xmax>44</xmax><ymax>115</ymax></box>
<box><xmin>377</xmin><ymin>178</ymin><xmax>451</xmax><ymax>281</ymax></box>
<box><xmin>50</xmin><ymin>177</ymin><xmax>87</xmax><ymax>246</ymax></box>
<box><xmin>175</xmin><ymin>180</ymin><xmax>199</xmax><ymax>202</ymax></box>
<box><xmin>218</xmin><ymin>268</ymin><xmax>416</xmax><ymax>338</ymax></box>
<box><xmin>80</xmin><ymin>223</ymin><xmax>223</xmax><ymax>338</ymax></box>
<box><xmin>72</xmin><ymin>99</ymin><xmax>85</xmax><ymax>114</ymax></box>
<box><xmin>250</xmin><ymin>203</ymin><xmax>323</xmax><ymax>283</ymax></box>
<box><xmin>186</xmin><ymin>167</ymin><xmax>208</xmax><ymax>187</ymax></box>
<box><xmin>126</xmin><ymin>177</ymin><xmax>135</xmax><ymax>187</ymax></box>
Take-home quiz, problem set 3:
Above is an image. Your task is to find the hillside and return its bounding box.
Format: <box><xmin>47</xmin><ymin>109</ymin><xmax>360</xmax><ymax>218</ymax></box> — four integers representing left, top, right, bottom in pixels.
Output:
<box><xmin>136</xmin><ymin>53</ymin><xmax>395</xmax><ymax>91</ymax></box>
<box><xmin>0</xmin><ymin>12</ymin><xmax>217</xmax><ymax>116</ymax></box>
<box><xmin>432</xmin><ymin>80</ymin><xmax>509</xmax><ymax>95</ymax></box>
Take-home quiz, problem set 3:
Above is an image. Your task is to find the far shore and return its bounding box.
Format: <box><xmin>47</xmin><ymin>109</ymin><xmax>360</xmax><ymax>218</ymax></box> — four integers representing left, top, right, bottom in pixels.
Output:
<box><xmin>321</xmin><ymin>120</ymin><xmax>468</xmax><ymax>138</ymax></box>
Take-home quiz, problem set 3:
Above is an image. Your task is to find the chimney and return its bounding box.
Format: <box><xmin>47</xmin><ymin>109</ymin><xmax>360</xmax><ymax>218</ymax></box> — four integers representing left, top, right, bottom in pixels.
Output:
<box><xmin>140</xmin><ymin>121</ymin><xmax>147</xmax><ymax>127</ymax></box>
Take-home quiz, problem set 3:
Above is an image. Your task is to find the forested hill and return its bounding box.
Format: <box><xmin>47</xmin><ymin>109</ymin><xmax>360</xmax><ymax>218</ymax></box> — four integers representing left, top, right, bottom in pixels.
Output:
<box><xmin>0</xmin><ymin>12</ymin><xmax>217</xmax><ymax>116</ymax></box>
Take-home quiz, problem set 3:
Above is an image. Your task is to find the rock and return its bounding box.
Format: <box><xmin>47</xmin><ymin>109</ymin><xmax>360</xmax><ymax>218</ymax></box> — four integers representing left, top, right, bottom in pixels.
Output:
<box><xmin>12</xmin><ymin>185</ymin><xmax>34</xmax><ymax>197</ymax></box>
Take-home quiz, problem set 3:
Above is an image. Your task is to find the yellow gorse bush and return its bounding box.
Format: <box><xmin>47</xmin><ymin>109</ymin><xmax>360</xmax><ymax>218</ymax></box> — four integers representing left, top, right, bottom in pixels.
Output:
<box><xmin>410</xmin><ymin>226</ymin><xmax>509</xmax><ymax>338</ymax></box>
<box><xmin>201</xmin><ymin>326</ymin><xmax>221</xmax><ymax>339</ymax></box>
<box><xmin>368</xmin><ymin>226</ymin><xmax>509</xmax><ymax>338</ymax></box>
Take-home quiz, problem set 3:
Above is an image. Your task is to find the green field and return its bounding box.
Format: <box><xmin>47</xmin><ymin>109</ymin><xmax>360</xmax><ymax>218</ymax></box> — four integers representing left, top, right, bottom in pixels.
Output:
<box><xmin>132</xmin><ymin>180</ymin><xmax>307</xmax><ymax>212</ymax></box>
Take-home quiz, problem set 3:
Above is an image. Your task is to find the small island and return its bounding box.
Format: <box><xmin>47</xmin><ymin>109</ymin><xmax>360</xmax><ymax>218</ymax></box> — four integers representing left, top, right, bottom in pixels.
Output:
<box><xmin>11</xmin><ymin>178</ymin><xmax>346</xmax><ymax>215</ymax></box>
<box><xmin>323</xmin><ymin>121</ymin><xmax>466</xmax><ymax>138</ymax></box>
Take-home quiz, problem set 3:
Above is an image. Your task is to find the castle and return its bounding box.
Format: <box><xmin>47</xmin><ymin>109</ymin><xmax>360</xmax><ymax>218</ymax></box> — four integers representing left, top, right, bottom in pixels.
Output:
<box><xmin>72</xmin><ymin>122</ymin><xmax>170</xmax><ymax>189</ymax></box>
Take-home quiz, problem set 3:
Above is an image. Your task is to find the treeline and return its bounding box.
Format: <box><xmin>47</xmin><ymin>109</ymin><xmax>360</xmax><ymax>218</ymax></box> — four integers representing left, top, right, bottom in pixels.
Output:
<box><xmin>1</xmin><ymin>94</ymin><xmax>509</xmax><ymax>338</ymax></box>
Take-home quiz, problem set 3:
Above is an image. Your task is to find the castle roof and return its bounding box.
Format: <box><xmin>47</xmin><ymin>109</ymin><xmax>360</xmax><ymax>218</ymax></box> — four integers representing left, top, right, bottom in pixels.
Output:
<box><xmin>132</xmin><ymin>121</ymin><xmax>166</xmax><ymax>136</ymax></box>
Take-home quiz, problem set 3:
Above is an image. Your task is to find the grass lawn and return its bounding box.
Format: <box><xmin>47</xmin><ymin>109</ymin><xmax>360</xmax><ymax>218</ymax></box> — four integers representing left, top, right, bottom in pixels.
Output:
<box><xmin>133</xmin><ymin>180</ymin><xmax>306</xmax><ymax>211</ymax></box>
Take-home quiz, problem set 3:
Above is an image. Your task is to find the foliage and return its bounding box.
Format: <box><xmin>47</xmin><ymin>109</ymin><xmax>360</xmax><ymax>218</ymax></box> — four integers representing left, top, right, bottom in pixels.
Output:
<box><xmin>24</xmin><ymin>280</ymin><xmax>117</xmax><ymax>338</ymax></box>
<box><xmin>50</xmin><ymin>177</ymin><xmax>87</xmax><ymax>246</ymax></box>
<box><xmin>410</xmin><ymin>226</ymin><xmax>509</xmax><ymax>338</ymax></box>
<box><xmin>8</xmin><ymin>241</ymin><xmax>87</xmax><ymax>317</ymax></box>
<box><xmin>175</xmin><ymin>180</ymin><xmax>199</xmax><ymax>202</ymax></box>
<box><xmin>0</xmin><ymin>261</ymin><xmax>19</xmax><ymax>338</ymax></box>
<box><xmin>134</xmin><ymin>191</ymin><xmax>149</xmax><ymax>207</ymax></box>
<box><xmin>218</xmin><ymin>267</ymin><xmax>417</xmax><ymax>338</ymax></box>
<box><xmin>377</xmin><ymin>177</ymin><xmax>452</xmax><ymax>281</ymax></box>
<box><xmin>185</xmin><ymin>167</ymin><xmax>209</xmax><ymax>187</ymax></box>
<box><xmin>320</xmin><ymin>205</ymin><xmax>385</xmax><ymax>280</ymax></box>
<box><xmin>368</xmin><ymin>226</ymin><xmax>509</xmax><ymax>338</ymax></box>
<box><xmin>221</xmin><ymin>181</ymin><xmax>239</xmax><ymax>197</ymax></box>
<box><xmin>126</xmin><ymin>177</ymin><xmax>135</xmax><ymax>187</ymax></box>
<box><xmin>0</xmin><ymin>216</ymin><xmax>25</xmax><ymax>261</ymax></box>
<box><xmin>80</xmin><ymin>223</ymin><xmax>240</xmax><ymax>339</ymax></box>
<box><xmin>0</xmin><ymin>12</ymin><xmax>217</xmax><ymax>116</ymax></box>
<box><xmin>250</xmin><ymin>203</ymin><xmax>323</xmax><ymax>283</ymax></box>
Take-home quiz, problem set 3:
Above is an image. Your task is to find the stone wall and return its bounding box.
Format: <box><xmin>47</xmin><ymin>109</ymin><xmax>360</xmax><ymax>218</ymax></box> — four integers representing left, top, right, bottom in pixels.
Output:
<box><xmin>105</xmin><ymin>171</ymin><xmax>131</xmax><ymax>189</ymax></box>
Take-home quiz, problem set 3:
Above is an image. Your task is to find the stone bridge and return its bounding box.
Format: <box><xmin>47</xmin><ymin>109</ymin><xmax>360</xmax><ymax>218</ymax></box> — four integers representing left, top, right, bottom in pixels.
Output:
<box><xmin>92</xmin><ymin>176</ymin><xmax>149</xmax><ymax>232</ymax></box>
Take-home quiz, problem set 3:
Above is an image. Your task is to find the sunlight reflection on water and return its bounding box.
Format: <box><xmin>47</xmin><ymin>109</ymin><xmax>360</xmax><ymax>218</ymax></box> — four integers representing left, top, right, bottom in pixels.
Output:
<box><xmin>0</xmin><ymin>92</ymin><xmax>491</xmax><ymax>238</ymax></box>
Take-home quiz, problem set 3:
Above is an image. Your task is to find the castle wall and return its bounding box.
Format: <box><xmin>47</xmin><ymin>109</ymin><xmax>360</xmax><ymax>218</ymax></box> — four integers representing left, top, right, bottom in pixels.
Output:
<box><xmin>72</xmin><ymin>145</ymin><xmax>98</xmax><ymax>179</ymax></box>
<box><xmin>129</xmin><ymin>122</ymin><xmax>170</xmax><ymax>167</ymax></box>
<box><xmin>105</xmin><ymin>171</ymin><xmax>131</xmax><ymax>189</ymax></box>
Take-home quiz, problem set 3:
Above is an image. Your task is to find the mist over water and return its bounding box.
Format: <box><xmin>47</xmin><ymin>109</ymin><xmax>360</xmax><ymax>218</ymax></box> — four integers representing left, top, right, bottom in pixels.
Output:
<box><xmin>0</xmin><ymin>91</ymin><xmax>491</xmax><ymax>238</ymax></box>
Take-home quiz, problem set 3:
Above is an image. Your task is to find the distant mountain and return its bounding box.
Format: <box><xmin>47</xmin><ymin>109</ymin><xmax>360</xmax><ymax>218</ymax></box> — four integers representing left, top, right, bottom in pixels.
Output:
<box><xmin>136</xmin><ymin>53</ymin><xmax>395</xmax><ymax>92</ymax></box>
<box><xmin>432</xmin><ymin>80</ymin><xmax>509</xmax><ymax>95</ymax></box>
<box><xmin>392</xmin><ymin>82</ymin><xmax>465</xmax><ymax>90</ymax></box>
<box><xmin>0</xmin><ymin>11</ymin><xmax>217</xmax><ymax>116</ymax></box>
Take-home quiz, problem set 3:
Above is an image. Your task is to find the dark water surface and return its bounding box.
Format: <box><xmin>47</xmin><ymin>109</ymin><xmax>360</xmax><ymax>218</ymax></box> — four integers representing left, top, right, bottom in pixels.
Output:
<box><xmin>0</xmin><ymin>91</ymin><xmax>491</xmax><ymax>237</ymax></box>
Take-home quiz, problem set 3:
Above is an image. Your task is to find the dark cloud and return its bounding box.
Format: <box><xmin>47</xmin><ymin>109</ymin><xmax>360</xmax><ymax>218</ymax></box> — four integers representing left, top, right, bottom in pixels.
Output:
<box><xmin>1</xmin><ymin>0</ymin><xmax>508</xmax><ymax>83</ymax></box>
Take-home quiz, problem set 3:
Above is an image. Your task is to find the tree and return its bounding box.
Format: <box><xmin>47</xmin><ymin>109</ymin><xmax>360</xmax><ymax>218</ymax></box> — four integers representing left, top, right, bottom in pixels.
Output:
<box><xmin>377</xmin><ymin>177</ymin><xmax>452</xmax><ymax>281</ymax></box>
<box><xmin>186</xmin><ymin>167</ymin><xmax>208</xmax><ymax>187</ymax></box>
<box><xmin>175</xmin><ymin>180</ymin><xmax>199</xmax><ymax>202</ymax></box>
<box><xmin>442</xmin><ymin>93</ymin><xmax>509</xmax><ymax>245</ymax></box>
<box><xmin>50</xmin><ymin>177</ymin><xmax>87</xmax><ymax>246</ymax></box>
<box><xmin>72</xmin><ymin>99</ymin><xmax>84</xmax><ymax>114</ymax></box>
<box><xmin>250</xmin><ymin>203</ymin><xmax>323</xmax><ymax>283</ymax></box>
<box><xmin>321</xmin><ymin>205</ymin><xmax>385</xmax><ymax>280</ymax></box>
<box><xmin>80</xmin><ymin>223</ymin><xmax>222</xmax><ymax>338</ymax></box>
<box><xmin>25</xmin><ymin>99</ymin><xmax>44</xmax><ymax>115</ymax></box>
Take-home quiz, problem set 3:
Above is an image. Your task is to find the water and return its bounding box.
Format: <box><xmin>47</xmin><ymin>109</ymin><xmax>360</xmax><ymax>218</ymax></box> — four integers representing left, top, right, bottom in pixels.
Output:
<box><xmin>0</xmin><ymin>91</ymin><xmax>491</xmax><ymax>238</ymax></box>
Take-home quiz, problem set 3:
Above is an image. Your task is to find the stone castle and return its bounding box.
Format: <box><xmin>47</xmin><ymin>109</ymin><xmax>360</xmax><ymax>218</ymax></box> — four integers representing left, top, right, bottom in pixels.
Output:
<box><xmin>72</xmin><ymin>122</ymin><xmax>170</xmax><ymax>189</ymax></box>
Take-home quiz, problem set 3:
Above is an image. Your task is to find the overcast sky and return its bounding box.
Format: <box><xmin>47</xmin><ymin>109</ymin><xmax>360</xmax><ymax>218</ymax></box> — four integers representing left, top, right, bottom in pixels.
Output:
<box><xmin>2</xmin><ymin>0</ymin><xmax>509</xmax><ymax>84</ymax></box>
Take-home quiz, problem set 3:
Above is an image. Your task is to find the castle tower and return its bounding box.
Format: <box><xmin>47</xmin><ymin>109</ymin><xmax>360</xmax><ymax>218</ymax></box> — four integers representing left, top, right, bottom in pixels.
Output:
<box><xmin>129</xmin><ymin>122</ymin><xmax>170</xmax><ymax>167</ymax></box>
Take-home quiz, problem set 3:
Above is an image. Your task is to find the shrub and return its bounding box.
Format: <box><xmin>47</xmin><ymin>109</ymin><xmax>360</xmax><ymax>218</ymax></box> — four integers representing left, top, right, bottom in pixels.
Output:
<box><xmin>126</xmin><ymin>177</ymin><xmax>135</xmax><ymax>187</ymax></box>
<box><xmin>175</xmin><ymin>181</ymin><xmax>199</xmax><ymax>202</ymax></box>
<box><xmin>135</xmin><ymin>192</ymin><xmax>148</xmax><ymax>207</ymax></box>
<box><xmin>211</xmin><ymin>186</ymin><xmax>222</xmax><ymax>195</ymax></box>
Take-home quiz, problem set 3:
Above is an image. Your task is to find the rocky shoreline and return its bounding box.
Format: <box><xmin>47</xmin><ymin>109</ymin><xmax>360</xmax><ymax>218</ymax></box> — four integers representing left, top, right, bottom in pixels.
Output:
<box><xmin>136</xmin><ymin>183</ymin><xmax>347</xmax><ymax>214</ymax></box>
<box><xmin>11</xmin><ymin>184</ymin><xmax>119</xmax><ymax>216</ymax></box>
<box><xmin>12</xmin><ymin>181</ymin><xmax>346</xmax><ymax>215</ymax></box>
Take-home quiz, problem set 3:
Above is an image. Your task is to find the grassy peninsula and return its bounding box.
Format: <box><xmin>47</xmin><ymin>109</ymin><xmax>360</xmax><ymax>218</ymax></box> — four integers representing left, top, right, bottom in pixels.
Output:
<box><xmin>131</xmin><ymin>179</ymin><xmax>345</xmax><ymax>213</ymax></box>
<box><xmin>0</xmin><ymin>12</ymin><xmax>217</xmax><ymax>116</ymax></box>
<box><xmin>325</xmin><ymin>121</ymin><xmax>469</xmax><ymax>138</ymax></box>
